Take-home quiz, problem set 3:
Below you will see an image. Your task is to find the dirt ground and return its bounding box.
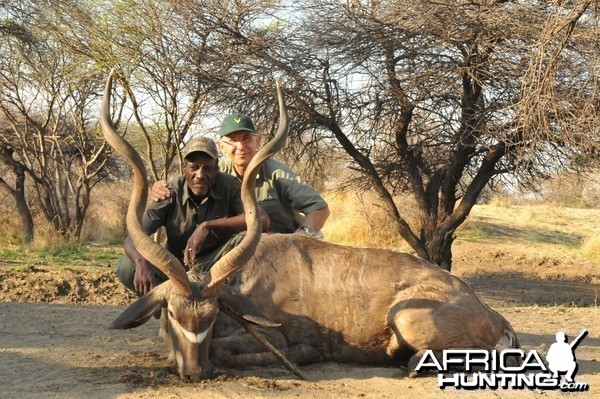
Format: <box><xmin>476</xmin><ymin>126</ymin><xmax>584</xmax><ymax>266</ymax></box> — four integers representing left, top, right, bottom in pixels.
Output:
<box><xmin>0</xmin><ymin>243</ymin><xmax>598</xmax><ymax>398</ymax></box>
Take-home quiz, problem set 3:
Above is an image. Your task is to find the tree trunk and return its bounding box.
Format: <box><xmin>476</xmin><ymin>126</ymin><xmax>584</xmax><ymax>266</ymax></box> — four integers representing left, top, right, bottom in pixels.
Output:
<box><xmin>14</xmin><ymin>164</ymin><xmax>34</xmax><ymax>244</ymax></box>
<box><xmin>0</xmin><ymin>146</ymin><xmax>35</xmax><ymax>244</ymax></box>
<box><xmin>426</xmin><ymin>229</ymin><xmax>455</xmax><ymax>271</ymax></box>
<box><xmin>71</xmin><ymin>185</ymin><xmax>91</xmax><ymax>241</ymax></box>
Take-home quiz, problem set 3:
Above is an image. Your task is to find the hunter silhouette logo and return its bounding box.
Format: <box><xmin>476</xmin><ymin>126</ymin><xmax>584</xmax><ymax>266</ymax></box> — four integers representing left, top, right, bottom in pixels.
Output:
<box><xmin>546</xmin><ymin>329</ymin><xmax>587</xmax><ymax>383</ymax></box>
<box><xmin>415</xmin><ymin>329</ymin><xmax>589</xmax><ymax>391</ymax></box>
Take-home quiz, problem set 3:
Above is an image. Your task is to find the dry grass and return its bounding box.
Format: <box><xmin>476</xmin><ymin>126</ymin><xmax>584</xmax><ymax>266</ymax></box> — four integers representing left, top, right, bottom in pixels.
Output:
<box><xmin>81</xmin><ymin>181</ymin><xmax>130</xmax><ymax>243</ymax></box>
<box><xmin>2</xmin><ymin>181</ymin><xmax>599</xmax><ymax>271</ymax></box>
<box><xmin>456</xmin><ymin>203</ymin><xmax>600</xmax><ymax>266</ymax></box>
<box><xmin>321</xmin><ymin>191</ymin><xmax>413</xmax><ymax>251</ymax></box>
<box><xmin>581</xmin><ymin>231</ymin><xmax>600</xmax><ymax>260</ymax></box>
<box><xmin>0</xmin><ymin>181</ymin><xmax>129</xmax><ymax>246</ymax></box>
<box><xmin>323</xmin><ymin>191</ymin><xmax>600</xmax><ymax>268</ymax></box>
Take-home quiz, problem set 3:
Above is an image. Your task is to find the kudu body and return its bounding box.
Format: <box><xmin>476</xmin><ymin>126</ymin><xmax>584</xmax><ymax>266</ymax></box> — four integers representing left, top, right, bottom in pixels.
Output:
<box><xmin>212</xmin><ymin>234</ymin><xmax>519</xmax><ymax>373</ymax></box>
<box><xmin>101</xmin><ymin>71</ymin><xmax>518</xmax><ymax>380</ymax></box>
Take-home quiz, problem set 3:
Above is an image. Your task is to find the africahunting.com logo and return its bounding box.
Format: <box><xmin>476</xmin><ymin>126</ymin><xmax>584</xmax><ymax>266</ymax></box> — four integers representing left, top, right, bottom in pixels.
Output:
<box><xmin>415</xmin><ymin>329</ymin><xmax>589</xmax><ymax>392</ymax></box>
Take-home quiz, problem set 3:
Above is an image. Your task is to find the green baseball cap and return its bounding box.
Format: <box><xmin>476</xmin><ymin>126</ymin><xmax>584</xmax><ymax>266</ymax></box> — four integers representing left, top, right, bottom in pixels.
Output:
<box><xmin>182</xmin><ymin>136</ymin><xmax>218</xmax><ymax>160</ymax></box>
<box><xmin>219</xmin><ymin>114</ymin><xmax>256</xmax><ymax>137</ymax></box>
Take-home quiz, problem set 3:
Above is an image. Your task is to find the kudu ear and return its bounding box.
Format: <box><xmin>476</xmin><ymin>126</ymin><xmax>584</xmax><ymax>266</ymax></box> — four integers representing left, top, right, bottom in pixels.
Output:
<box><xmin>218</xmin><ymin>286</ymin><xmax>281</xmax><ymax>328</ymax></box>
<box><xmin>110</xmin><ymin>285</ymin><xmax>168</xmax><ymax>329</ymax></box>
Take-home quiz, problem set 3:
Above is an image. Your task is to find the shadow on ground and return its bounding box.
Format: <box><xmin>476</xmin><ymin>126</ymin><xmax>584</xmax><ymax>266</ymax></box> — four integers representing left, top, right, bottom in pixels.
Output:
<box><xmin>464</xmin><ymin>272</ymin><xmax>599</xmax><ymax>307</ymax></box>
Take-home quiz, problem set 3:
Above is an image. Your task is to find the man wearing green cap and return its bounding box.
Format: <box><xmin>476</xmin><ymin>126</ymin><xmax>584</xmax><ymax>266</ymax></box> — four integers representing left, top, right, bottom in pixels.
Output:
<box><xmin>116</xmin><ymin>136</ymin><xmax>271</xmax><ymax>296</ymax></box>
<box><xmin>152</xmin><ymin>115</ymin><xmax>330</xmax><ymax>237</ymax></box>
<box><xmin>218</xmin><ymin>113</ymin><xmax>330</xmax><ymax>235</ymax></box>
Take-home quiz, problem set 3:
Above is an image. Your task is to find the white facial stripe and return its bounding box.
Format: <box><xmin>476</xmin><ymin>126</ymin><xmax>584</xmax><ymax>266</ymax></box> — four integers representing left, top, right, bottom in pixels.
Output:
<box><xmin>170</xmin><ymin>315</ymin><xmax>214</xmax><ymax>344</ymax></box>
<box><xmin>186</xmin><ymin>329</ymin><xmax>207</xmax><ymax>344</ymax></box>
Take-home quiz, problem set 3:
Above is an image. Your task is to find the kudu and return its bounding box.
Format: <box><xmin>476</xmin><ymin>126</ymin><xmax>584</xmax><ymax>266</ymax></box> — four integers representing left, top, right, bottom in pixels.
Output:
<box><xmin>101</xmin><ymin>71</ymin><xmax>519</xmax><ymax>381</ymax></box>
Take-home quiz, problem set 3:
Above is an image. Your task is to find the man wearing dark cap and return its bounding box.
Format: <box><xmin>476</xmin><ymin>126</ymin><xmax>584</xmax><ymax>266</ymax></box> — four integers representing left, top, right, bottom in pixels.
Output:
<box><xmin>116</xmin><ymin>136</ymin><xmax>270</xmax><ymax>296</ymax></box>
<box><xmin>152</xmin><ymin>115</ymin><xmax>330</xmax><ymax>237</ymax></box>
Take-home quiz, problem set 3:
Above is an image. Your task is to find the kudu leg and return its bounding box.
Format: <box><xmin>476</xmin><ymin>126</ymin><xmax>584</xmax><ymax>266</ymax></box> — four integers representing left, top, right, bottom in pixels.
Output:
<box><xmin>407</xmin><ymin>349</ymin><xmax>444</xmax><ymax>378</ymax></box>
<box><xmin>212</xmin><ymin>327</ymin><xmax>319</xmax><ymax>380</ymax></box>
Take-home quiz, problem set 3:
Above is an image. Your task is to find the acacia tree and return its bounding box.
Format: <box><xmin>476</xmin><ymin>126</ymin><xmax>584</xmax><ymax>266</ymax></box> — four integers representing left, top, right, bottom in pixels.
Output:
<box><xmin>175</xmin><ymin>0</ymin><xmax>599</xmax><ymax>270</ymax></box>
<box><xmin>43</xmin><ymin>0</ymin><xmax>215</xmax><ymax>181</ymax></box>
<box><xmin>0</xmin><ymin>1</ymin><xmax>35</xmax><ymax>44</ymax></box>
<box><xmin>0</xmin><ymin>1</ymin><xmax>37</xmax><ymax>242</ymax></box>
<box><xmin>0</xmin><ymin>141</ymin><xmax>34</xmax><ymax>242</ymax></box>
<box><xmin>0</xmin><ymin>29</ymin><xmax>112</xmax><ymax>240</ymax></box>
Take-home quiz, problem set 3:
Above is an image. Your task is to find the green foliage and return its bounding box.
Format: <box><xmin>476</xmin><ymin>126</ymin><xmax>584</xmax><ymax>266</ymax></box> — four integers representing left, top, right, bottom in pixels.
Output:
<box><xmin>0</xmin><ymin>246</ymin><xmax>27</xmax><ymax>262</ymax></box>
<box><xmin>0</xmin><ymin>243</ymin><xmax>122</xmax><ymax>267</ymax></box>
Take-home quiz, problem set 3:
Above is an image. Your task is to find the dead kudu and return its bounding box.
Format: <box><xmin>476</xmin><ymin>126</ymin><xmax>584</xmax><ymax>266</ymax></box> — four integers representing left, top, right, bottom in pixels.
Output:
<box><xmin>101</xmin><ymin>72</ymin><xmax>519</xmax><ymax>381</ymax></box>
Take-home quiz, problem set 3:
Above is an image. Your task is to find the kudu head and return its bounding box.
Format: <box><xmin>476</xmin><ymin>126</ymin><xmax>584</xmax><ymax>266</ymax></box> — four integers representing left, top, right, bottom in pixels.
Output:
<box><xmin>100</xmin><ymin>70</ymin><xmax>288</xmax><ymax>380</ymax></box>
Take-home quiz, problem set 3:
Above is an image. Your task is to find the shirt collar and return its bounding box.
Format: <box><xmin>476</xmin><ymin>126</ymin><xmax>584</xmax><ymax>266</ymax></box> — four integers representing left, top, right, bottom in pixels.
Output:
<box><xmin>228</xmin><ymin>159</ymin><xmax>264</xmax><ymax>183</ymax></box>
<box><xmin>181</xmin><ymin>178</ymin><xmax>222</xmax><ymax>206</ymax></box>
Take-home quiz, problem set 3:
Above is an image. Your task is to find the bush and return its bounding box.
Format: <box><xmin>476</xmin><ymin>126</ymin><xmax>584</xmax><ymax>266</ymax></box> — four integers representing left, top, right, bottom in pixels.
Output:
<box><xmin>540</xmin><ymin>173</ymin><xmax>600</xmax><ymax>209</ymax></box>
<box><xmin>81</xmin><ymin>181</ymin><xmax>130</xmax><ymax>242</ymax></box>
<box><xmin>581</xmin><ymin>231</ymin><xmax>600</xmax><ymax>259</ymax></box>
<box><xmin>322</xmin><ymin>190</ymin><xmax>413</xmax><ymax>250</ymax></box>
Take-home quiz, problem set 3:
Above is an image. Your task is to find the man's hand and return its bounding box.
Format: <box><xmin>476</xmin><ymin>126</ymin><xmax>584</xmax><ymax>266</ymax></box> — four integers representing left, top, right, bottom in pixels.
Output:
<box><xmin>294</xmin><ymin>225</ymin><xmax>324</xmax><ymax>240</ymax></box>
<box><xmin>133</xmin><ymin>259</ymin><xmax>155</xmax><ymax>295</ymax></box>
<box><xmin>150</xmin><ymin>180</ymin><xmax>171</xmax><ymax>202</ymax></box>
<box><xmin>184</xmin><ymin>223</ymin><xmax>210</xmax><ymax>266</ymax></box>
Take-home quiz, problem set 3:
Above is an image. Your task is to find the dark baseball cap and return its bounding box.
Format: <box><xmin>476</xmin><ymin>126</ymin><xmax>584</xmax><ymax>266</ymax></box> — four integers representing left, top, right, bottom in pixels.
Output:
<box><xmin>182</xmin><ymin>136</ymin><xmax>218</xmax><ymax>159</ymax></box>
<box><xmin>219</xmin><ymin>114</ymin><xmax>257</xmax><ymax>137</ymax></box>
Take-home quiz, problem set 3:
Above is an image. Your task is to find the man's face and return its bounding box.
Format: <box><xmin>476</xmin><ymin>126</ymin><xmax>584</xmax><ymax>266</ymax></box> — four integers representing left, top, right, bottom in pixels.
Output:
<box><xmin>218</xmin><ymin>130</ymin><xmax>261</xmax><ymax>169</ymax></box>
<box><xmin>183</xmin><ymin>152</ymin><xmax>218</xmax><ymax>197</ymax></box>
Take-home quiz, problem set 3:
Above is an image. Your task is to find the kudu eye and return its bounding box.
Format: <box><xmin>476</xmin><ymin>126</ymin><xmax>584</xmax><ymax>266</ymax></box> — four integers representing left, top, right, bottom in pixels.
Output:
<box><xmin>168</xmin><ymin>309</ymin><xmax>175</xmax><ymax>318</ymax></box>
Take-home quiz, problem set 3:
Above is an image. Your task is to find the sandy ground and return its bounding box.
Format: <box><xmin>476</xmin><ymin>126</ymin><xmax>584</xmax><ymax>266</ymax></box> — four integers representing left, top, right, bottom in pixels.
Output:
<box><xmin>0</xmin><ymin>243</ymin><xmax>598</xmax><ymax>398</ymax></box>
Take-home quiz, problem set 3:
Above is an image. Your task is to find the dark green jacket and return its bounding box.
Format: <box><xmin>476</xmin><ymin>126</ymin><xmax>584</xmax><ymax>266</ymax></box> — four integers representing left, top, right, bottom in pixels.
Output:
<box><xmin>142</xmin><ymin>173</ymin><xmax>244</xmax><ymax>259</ymax></box>
<box><xmin>219</xmin><ymin>157</ymin><xmax>328</xmax><ymax>233</ymax></box>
